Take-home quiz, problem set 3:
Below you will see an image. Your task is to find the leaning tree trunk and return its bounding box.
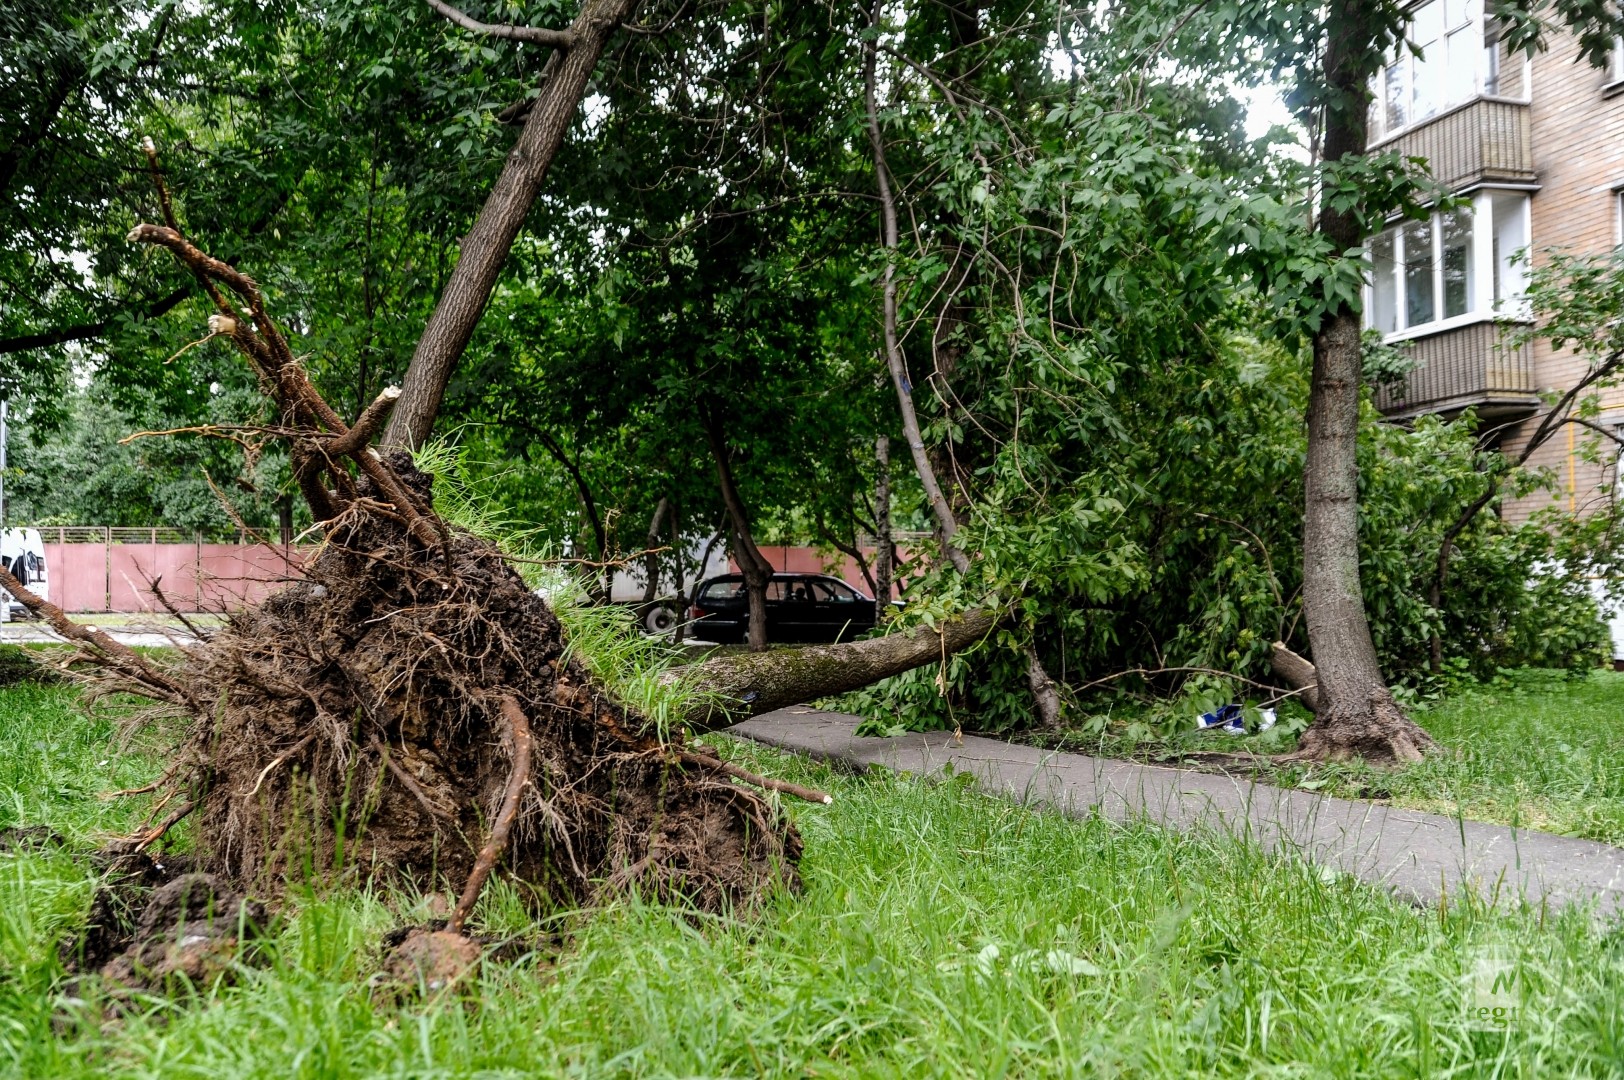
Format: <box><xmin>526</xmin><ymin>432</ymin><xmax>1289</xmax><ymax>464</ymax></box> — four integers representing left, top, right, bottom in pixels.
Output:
<box><xmin>673</xmin><ymin>609</ymin><xmax>998</xmax><ymax>732</ymax></box>
<box><xmin>1294</xmin><ymin>3</ymin><xmax>1436</xmax><ymax>764</ymax></box>
<box><xmin>861</xmin><ymin>7</ymin><xmax>1062</xmax><ymax>729</ymax></box>
<box><xmin>383</xmin><ymin>0</ymin><xmax>645</xmax><ymax>449</ymax></box>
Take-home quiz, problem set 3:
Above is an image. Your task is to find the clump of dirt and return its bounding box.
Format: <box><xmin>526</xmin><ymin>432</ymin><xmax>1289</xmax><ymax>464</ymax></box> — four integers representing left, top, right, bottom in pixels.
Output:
<box><xmin>158</xmin><ymin>454</ymin><xmax>799</xmax><ymax>914</ymax></box>
<box><xmin>93</xmin><ymin>873</ymin><xmax>267</xmax><ymax>989</ymax></box>
<box><xmin>379</xmin><ymin>926</ymin><xmax>483</xmax><ymax>994</ymax></box>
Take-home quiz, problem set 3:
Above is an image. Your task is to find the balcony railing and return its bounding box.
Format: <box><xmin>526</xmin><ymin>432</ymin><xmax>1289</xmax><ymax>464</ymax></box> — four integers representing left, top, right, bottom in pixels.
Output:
<box><xmin>1373</xmin><ymin>319</ymin><xmax>1538</xmax><ymax>419</ymax></box>
<box><xmin>1374</xmin><ymin>97</ymin><xmax>1534</xmax><ymax>190</ymax></box>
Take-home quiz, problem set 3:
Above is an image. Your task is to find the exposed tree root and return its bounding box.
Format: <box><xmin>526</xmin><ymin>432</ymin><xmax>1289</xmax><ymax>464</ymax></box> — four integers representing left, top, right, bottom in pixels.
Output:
<box><xmin>1284</xmin><ymin>687</ymin><xmax>1438</xmax><ymax>765</ymax></box>
<box><xmin>1266</xmin><ymin>643</ymin><xmax>1436</xmax><ymax>765</ymax></box>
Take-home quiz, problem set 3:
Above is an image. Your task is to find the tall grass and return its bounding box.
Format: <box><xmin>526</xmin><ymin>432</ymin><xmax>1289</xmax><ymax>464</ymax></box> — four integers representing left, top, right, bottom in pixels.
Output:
<box><xmin>2</xmin><ymin>681</ymin><xmax>1624</xmax><ymax>1076</ymax></box>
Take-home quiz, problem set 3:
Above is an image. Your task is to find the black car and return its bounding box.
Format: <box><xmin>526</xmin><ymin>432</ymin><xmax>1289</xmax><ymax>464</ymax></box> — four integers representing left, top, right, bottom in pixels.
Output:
<box><xmin>687</xmin><ymin>572</ymin><xmax>880</xmax><ymax>644</ymax></box>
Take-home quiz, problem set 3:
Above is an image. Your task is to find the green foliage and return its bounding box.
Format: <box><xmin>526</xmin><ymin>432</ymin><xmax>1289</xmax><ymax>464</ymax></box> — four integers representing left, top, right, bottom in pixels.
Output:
<box><xmin>7</xmin><ymin>360</ymin><xmax>297</xmax><ymax>534</ymax></box>
<box><xmin>848</xmin><ymin>336</ymin><xmax>1615</xmax><ymax>734</ymax></box>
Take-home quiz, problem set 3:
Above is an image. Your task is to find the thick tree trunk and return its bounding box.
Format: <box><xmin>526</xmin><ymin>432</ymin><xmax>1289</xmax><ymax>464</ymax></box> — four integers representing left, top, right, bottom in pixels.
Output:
<box><xmin>382</xmin><ymin>0</ymin><xmax>643</xmax><ymax>449</ymax></box>
<box><xmin>1295</xmin><ymin>5</ymin><xmax>1436</xmax><ymax>764</ymax></box>
<box><xmin>673</xmin><ymin>608</ymin><xmax>998</xmax><ymax>732</ymax></box>
<box><xmin>873</xmin><ymin>435</ymin><xmax>893</xmax><ymax>622</ymax></box>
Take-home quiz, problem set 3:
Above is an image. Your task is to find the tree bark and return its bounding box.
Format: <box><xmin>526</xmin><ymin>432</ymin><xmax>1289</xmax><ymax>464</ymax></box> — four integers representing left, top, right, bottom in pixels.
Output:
<box><xmin>873</xmin><ymin>434</ymin><xmax>893</xmax><ymax>623</ymax></box>
<box><xmin>1295</xmin><ymin>4</ymin><xmax>1436</xmax><ymax>764</ymax></box>
<box><xmin>704</xmin><ymin>412</ymin><xmax>773</xmax><ymax>652</ymax></box>
<box><xmin>1268</xmin><ymin>640</ymin><xmax>1320</xmax><ymax>713</ymax></box>
<box><xmin>382</xmin><ymin>0</ymin><xmax>644</xmax><ymax>449</ymax></box>
<box><xmin>673</xmin><ymin>608</ymin><xmax>998</xmax><ymax>732</ymax></box>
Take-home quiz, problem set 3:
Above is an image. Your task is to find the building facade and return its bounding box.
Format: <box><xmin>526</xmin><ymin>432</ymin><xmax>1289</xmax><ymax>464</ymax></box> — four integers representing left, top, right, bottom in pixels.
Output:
<box><xmin>1363</xmin><ymin>1</ymin><xmax>1624</xmax><ymax>520</ymax></box>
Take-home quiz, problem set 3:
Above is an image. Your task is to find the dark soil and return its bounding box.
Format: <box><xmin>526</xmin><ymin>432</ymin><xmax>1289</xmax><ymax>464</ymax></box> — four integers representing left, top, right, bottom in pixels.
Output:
<box><xmin>161</xmin><ymin>454</ymin><xmax>799</xmax><ymax>913</ymax></box>
<box><xmin>91</xmin><ymin>873</ymin><xmax>267</xmax><ymax>989</ymax></box>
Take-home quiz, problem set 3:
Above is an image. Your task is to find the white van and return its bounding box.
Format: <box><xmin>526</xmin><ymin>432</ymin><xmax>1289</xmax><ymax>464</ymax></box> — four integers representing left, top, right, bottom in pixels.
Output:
<box><xmin>0</xmin><ymin>527</ymin><xmax>49</xmax><ymax>617</ymax></box>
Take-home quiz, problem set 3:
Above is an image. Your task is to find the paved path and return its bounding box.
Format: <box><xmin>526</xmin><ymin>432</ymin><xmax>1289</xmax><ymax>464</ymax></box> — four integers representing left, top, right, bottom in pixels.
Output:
<box><xmin>0</xmin><ymin>623</ymin><xmax>198</xmax><ymax>648</ymax></box>
<box><xmin>732</xmin><ymin>707</ymin><xmax>1624</xmax><ymax>921</ymax></box>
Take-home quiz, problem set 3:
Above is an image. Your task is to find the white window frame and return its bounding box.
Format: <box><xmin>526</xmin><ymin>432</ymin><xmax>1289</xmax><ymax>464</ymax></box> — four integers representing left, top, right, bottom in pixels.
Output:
<box><xmin>1609</xmin><ymin>36</ymin><xmax>1624</xmax><ymax>87</ymax></box>
<box><xmin>1367</xmin><ymin>0</ymin><xmax>1532</xmax><ymax>144</ymax></box>
<box><xmin>1364</xmin><ymin>190</ymin><xmax>1533</xmax><ymax>342</ymax></box>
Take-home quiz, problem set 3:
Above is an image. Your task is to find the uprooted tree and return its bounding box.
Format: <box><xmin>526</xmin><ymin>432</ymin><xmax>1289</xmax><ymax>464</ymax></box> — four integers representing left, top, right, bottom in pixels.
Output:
<box><xmin>0</xmin><ymin>195</ymin><xmax>998</xmax><ymax>930</ymax></box>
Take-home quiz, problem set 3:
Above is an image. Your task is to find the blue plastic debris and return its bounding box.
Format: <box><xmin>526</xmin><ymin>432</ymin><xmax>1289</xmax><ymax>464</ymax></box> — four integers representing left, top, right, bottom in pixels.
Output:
<box><xmin>1195</xmin><ymin>703</ymin><xmax>1245</xmax><ymax>733</ymax></box>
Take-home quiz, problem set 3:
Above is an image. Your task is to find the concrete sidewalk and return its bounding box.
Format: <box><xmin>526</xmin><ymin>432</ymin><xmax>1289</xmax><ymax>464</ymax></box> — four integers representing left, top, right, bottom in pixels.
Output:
<box><xmin>0</xmin><ymin>622</ymin><xmax>199</xmax><ymax>648</ymax></box>
<box><xmin>732</xmin><ymin>707</ymin><xmax>1624</xmax><ymax>921</ymax></box>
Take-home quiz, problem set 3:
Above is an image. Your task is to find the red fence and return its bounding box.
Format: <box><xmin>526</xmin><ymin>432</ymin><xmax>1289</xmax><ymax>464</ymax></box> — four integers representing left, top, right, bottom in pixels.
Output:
<box><xmin>41</xmin><ymin>528</ymin><xmax>301</xmax><ymax>613</ymax></box>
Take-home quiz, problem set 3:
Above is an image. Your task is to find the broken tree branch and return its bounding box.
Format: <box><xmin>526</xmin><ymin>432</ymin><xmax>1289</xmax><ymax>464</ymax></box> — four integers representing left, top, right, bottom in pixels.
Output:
<box><xmin>1268</xmin><ymin>641</ymin><xmax>1320</xmax><ymax>713</ymax></box>
<box><xmin>327</xmin><ymin>385</ymin><xmax>403</xmax><ymax>456</ymax></box>
<box><xmin>424</xmin><ymin>0</ymin><xmax>575</xmax><ymax>47</ymax></box>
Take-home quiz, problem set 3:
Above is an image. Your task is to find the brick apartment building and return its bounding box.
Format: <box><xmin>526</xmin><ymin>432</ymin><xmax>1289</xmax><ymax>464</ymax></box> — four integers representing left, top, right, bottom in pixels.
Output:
<box><xmin>1363</xmin><ymin>1</ymin><xmax>1624</xmax><ymax>520</ymax></box>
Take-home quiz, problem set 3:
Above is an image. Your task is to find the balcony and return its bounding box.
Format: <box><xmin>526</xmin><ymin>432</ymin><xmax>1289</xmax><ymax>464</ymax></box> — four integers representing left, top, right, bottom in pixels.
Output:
<box><xmin>1374</xmin><ymin>97</ymin><xmax>1534</xmax><ymax>190</ymax></box>
<box><xmin>1373</xmin><ymin>319</ymin><xmax>1538</xmax><ymax>420</ymax></box>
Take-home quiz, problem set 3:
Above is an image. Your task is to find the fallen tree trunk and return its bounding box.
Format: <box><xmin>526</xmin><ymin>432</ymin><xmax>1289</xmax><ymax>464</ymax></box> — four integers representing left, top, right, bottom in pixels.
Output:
<box><xmin>673</xmin><ymin>609</ymin><xmax>999</xmax><ymax>733</ymax></box>
<box><xmin>1268</xmin><ymin>641</ymin><xmax>1320</xmax><ymax>713</ymax></box>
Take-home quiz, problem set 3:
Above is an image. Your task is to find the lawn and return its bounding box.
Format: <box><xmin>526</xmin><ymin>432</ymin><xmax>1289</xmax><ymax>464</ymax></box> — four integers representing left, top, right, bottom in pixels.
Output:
<box><xmin>3</xmin><ymin>678</ymin><xmax>1624</xmax><ymax>1077</ymax></box>
<box><xmin>1257</xmin><ymin>669</ymin><xmax>1624</xmax><ymax>845</ymax></box>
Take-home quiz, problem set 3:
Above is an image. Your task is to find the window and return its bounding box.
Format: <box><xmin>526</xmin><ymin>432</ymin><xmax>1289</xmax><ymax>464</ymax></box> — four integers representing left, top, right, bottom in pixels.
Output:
<box><xmin>700</xmin><ymin>579</ymin><xmax>745</xmax><ymax>600</ymax></box>
<box><xmin>1369</xmin><ymin>0</ymin><xmax>1500</xmax><ymax>141</ymax></box>
<box><xmin>1610</xmin><ymin>37</ymin><xmax>1624</xmax><ymax>85</ymax></box>
<box><xmin>822</xmin><ymin>580</ymin><xmax>861</xmax><ymax>602</ymax></box>
<box><xmin>1364</xmin><ymin>191</ymin><xmax>1531</xmax><ymax>337</ymax></box>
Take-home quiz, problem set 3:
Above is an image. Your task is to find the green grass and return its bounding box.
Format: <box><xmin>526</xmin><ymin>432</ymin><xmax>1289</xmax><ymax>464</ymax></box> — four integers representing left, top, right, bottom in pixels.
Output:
<box><xmin>3</xmin><ymin>682</ymin><xmax>1624</xmax><ymax>1076</ymax></box>
<box><xmin>1247</xmin><ymin>669</ymin><xmax>1624</xmax><ymax>845</ymax></box>
<box><xmin>1056</xmin><ymin>667</ymin><xmax>1624</xmax><ymax>847</ymax></box>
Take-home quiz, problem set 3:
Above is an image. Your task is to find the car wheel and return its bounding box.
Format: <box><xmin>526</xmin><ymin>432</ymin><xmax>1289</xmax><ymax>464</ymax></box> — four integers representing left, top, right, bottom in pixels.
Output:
<box><xmin>645</xmin><ymin>604</ymin><xmax>679</xmax><ymax>634</ymax></box>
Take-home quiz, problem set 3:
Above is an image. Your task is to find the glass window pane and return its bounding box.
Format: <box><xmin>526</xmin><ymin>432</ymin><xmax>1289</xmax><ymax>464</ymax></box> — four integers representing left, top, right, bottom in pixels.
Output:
<box><xmin>1385</xmin><ymin>62</ymin><xmax>1408</xmax><ymax>130</ymax></box>
<box><xmin>1441</xmin><ymin>208</ymin><xmax>1474</xmax><ymax>317</ymax></box>
<box><xmin>1443</xmin><ymin>27</ymin><xmax>1478</xmax><ymax>105</ymax></box>
<box><xmin>1411</xmin><ymin>0</ymin><xmax>1443</xmax><ymax>45</ymax></box>
<box><xmin>701</xmin><ymin>579</ymin><xmax>744</xmax><ymax>600</ymax></box>
<box><xmin>1412</xmin><ymin>48</ymin><xmax>1438</xmax><ymax>120</ymax></box>
<box><xmin>1491</xmin><ymin>192</ymin><xmax>1528</xmax><ymax>306</ymax></box>
<box><xmin>1369</xmin><ymin>230</ymin><xmax>1398</xmax><ymax>334</ymax></box>
<box><xmin>1403</xmin><ymin>219</ymin><xmax>1435</xmax><ymax>327</ymax></box>
<box><xmin>1443</xmin><ymin>0</ymin><xmax>1470</xmax><ymax>31</ymax></box>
